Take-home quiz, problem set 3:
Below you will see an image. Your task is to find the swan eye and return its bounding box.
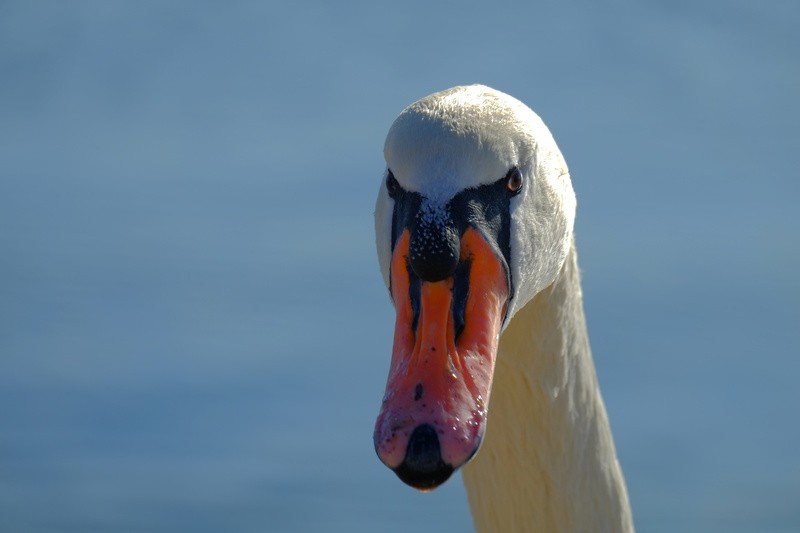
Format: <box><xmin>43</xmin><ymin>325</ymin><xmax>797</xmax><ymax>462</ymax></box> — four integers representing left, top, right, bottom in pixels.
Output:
<box><xmin>506</xmin><ymin>167</ymin><xmax>523</xmax><ymax>194</ymax></box>
<box><xmin>386</xmin><ymin>171</ymin><xmax>400</xmax><ymax>198</ymax></box>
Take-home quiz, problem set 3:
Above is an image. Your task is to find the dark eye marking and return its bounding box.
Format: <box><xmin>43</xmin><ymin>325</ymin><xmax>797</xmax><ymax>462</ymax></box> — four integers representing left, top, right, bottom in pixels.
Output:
<box><xmin>386</xmin><ymin>170</ymin><xmax>400</xmax><ymax>198</ymax></box>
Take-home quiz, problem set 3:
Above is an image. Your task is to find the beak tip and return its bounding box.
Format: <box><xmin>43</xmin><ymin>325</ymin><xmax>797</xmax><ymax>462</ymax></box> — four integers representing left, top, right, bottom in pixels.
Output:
<box><xmin>394</xmin><ymin>461</ymin><xmax>455</xmax><ymax>491</ymax></box>
<box><xmin>389</xmin><ymin>423</ymin><xmax>458</xmax><ymax>491</ymax></box>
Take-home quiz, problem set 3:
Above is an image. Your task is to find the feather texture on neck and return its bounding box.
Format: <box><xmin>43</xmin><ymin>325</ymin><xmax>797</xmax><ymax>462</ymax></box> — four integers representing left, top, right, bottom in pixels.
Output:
<box><xmin>462</xmin><ymin>240</ymin><xmax>633</xmax><ymax>533</ymax></box>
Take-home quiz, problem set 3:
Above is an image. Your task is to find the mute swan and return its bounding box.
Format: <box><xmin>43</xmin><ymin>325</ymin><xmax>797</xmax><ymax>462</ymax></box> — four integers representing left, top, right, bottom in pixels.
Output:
<box><xmin>373</xmin><ymin>85</ymin><xmax>633</xmax><ymax>532</ymax></box>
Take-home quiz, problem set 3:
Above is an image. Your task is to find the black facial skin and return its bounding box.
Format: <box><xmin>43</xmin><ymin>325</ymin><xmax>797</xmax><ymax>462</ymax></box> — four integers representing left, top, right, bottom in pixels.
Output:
<box><xmin>386</xmin><ymin>168</ymin><xmax>522</xmax><ymax>337</ymax></box>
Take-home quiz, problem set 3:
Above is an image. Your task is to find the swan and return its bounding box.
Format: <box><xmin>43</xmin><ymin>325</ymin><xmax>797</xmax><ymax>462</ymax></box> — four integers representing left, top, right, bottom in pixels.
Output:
<box><xmin>373</xmin><ymin>85</ymin><xmax>633</xmax><ymax>532</ymax></box>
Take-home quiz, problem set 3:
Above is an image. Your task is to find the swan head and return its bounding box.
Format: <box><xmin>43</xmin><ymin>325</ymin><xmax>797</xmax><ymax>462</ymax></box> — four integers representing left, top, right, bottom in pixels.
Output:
<box><xmin>373</xmin><ymin>85</ymin><xmax>576</xmax><ymax>490</ymax></box>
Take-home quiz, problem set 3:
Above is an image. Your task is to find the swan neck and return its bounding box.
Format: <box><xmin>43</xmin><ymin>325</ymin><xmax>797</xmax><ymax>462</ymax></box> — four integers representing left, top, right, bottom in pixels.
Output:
<box><xmin>462</xmin><ymin>242</ymin><xmax>633</xmax><ymax>532</ymax></box>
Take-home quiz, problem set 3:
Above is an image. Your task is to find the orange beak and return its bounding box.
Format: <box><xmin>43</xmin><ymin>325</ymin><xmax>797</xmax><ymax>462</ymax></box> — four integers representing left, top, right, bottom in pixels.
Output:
<box><xmin>373</xmin><ymin>227</ymin><xmax>509</xmax><ymax>489</ymax></box>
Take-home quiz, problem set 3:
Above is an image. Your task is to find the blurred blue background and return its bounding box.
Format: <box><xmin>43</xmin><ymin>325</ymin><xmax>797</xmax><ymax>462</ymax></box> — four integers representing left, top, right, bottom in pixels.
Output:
<box><xmin>1</xmin><ymin>1</ymin><xmax>798</xmax><ymax>531</ymax></box>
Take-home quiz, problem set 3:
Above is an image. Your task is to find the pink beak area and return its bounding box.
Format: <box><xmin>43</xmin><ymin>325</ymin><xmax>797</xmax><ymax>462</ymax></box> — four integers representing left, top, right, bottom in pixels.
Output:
<box><xmin>373</xmin><ymin>228</ymin><xmax>509</xmax><ymax>490</ymax></box>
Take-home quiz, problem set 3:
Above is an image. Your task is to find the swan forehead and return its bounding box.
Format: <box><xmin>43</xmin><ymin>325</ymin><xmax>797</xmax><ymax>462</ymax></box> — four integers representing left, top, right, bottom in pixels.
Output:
<box><xmin>384</xmin><ymin>85</ymin><xmax>538</xmax><ymax>203</ymax></box>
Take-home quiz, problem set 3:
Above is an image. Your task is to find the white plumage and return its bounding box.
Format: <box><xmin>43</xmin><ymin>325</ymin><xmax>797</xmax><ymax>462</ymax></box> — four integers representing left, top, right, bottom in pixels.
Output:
<box><xmin>375</xmin><ymin>85</ymin><xmax>633</xmax><ymax>532</ymax></box>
